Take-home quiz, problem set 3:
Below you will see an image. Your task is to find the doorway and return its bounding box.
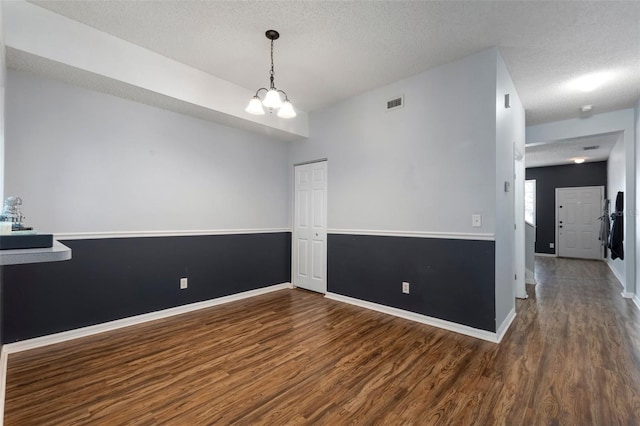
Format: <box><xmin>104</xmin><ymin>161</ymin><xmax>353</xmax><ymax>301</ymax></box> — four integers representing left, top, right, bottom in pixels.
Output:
<box><xmin>555</xmin><ymin>186</ymin><xmax>604</xmax><ymax>260</ymax></box>
<box><xmin>293</xmin><ymin>161</ymin><xmax>328</xmax><ymax>293</ymax></box>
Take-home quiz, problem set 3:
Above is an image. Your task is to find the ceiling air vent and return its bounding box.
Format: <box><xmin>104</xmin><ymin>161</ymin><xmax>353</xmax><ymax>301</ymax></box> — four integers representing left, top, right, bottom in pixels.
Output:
<box><xmin>583</xmin><ymin>145</ymin><xmax>600</xmax><ymax>151</ymax></box>
<box><xmin>386</xmin><ymin>96</ymin><xmax>404</xmax><ymax>111</ymax></box>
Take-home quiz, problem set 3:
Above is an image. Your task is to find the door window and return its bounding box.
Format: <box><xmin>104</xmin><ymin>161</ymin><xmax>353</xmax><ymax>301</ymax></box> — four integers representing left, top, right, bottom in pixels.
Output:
<box><xmin>525</xmin><ymin>180</ymin><xmax>536</xmax><ymax>226</ymax></box>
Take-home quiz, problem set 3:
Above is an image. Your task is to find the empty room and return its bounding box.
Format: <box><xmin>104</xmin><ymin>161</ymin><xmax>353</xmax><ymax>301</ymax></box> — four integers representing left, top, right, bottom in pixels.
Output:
<box><xmin>0</xmin><ymin>1</ymin><xmax>639</xmax><ymax>424</ymax></box>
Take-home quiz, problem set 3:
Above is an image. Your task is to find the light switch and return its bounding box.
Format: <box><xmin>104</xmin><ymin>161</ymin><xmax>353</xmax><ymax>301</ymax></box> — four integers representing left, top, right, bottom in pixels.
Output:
<box><xmin>472</xmin><ymin>214</ymin><xmax>482</xmax><ymax>228</ymax></box>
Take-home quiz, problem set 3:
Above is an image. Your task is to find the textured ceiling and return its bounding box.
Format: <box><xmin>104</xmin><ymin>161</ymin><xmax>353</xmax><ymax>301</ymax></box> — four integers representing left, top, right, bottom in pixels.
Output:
<box><xmin>25</xmin><ymin>0</ymin><xmax>640</xmax><ymax>125</ymax></box>
<box><xmin>525</xmin><ymin>132</ymin><xmax>621</xmax><ymax>168</ymax></box>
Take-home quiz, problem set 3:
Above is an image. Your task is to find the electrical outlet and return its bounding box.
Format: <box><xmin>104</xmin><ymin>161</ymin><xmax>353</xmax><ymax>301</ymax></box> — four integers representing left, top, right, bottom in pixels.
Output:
<box><xmin>472</xmin><ymin>214</ymin><xmax>482</xmax><ymax>228</ymax></box>
<box><xmin>549</xmin><ymin>242</ymin><xmax>555</xmax><ymax>249</ymax></box>
<box><xmin>402</xmin><ymin>281</ymin><xmax>410</xmax><ymax>294</ymax></box>
<box><xmin>180</xmin><ymin>277</ymin><xmax>188</xmax><ymax>289</ymax></box>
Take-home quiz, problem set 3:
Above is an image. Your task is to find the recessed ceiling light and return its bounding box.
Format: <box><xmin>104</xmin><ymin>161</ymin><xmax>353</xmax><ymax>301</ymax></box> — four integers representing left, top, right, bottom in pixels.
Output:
<box><xmin>568</xmin><ymin>72</ymin><xmax>613</xmax><ymax>92</ymax></box>
<box><xmin>574</xmin><ymin>158</ymin><xmax>585</xmax><ymax>164</ymax></box>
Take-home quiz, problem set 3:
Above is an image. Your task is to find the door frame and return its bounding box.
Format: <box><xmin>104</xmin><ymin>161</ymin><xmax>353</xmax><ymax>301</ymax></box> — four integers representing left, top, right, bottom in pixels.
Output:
<box><xmin>554</xmin><ymin>185</ymin><xmax>605</xmax><ymax>259</ymax></box>
<box><xmin>292</xmin><ymin>159</ymin><xmax>328</xmax><ymax>294</ymax></box>
<box><xmin>514</xmin><ymin>146</ymin><xmax>526</xmax><ymax>299</ymax></box>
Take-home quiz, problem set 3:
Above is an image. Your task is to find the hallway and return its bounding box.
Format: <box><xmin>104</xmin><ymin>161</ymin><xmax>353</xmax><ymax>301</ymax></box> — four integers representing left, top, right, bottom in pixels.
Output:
<box><xmin>4</xmin><ymin>257</ymin><xmax>640</xmax><ymax>424</ymax></box>
<box><xmin>500</xmin><ymin>256</ymin><xmax>640</xmax><ymax>424</ymax></box>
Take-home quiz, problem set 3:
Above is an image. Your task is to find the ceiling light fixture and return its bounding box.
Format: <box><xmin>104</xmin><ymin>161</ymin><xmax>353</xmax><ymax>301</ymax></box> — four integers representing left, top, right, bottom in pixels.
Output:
<box><xmin>245</xmin><ymin>30</ymin><xmax>296</xmax><ymax>119</ymax></box>
<box><xmin>574</xmin><ymin>158</ymin><xmax>585</xmax><ymax>164</ymax></box>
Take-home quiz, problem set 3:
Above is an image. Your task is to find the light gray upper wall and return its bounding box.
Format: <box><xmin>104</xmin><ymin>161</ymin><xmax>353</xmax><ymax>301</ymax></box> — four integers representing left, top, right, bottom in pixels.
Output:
<box><xmin>608</xmin><ymin>133</ymin><xmax>625</xmax><ymax>281</ymax></box>
<box><xmin>289</xmin><ymin>49</ymin><xmax>498</xmax><ymax>234</ymax></box>
<box><xmin>495</xmin><ymin>51</ymin><xmax>524</xmax><ymax>327</ymax></box>
<box><xmin>5</xmin><ymin>70</ymin><xmax>290</xmax><ymax>233</ymax></box>
<box><xmin>0</xmin><ymin>4</ymin><xmax>5</xmax><ymax>201</ymax></box>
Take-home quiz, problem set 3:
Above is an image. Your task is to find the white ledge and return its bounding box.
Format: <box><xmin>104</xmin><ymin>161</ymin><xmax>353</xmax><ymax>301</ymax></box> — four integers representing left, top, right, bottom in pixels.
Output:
<box><xmin>0</xmin><ymin>241</ymin><xmax>72</xmax><ymax>265</ymax></box>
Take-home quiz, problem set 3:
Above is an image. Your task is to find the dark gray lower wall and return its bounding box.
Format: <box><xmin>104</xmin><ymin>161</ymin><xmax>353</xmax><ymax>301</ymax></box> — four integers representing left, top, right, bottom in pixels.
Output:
<box><xmin>2</xmin><ymin>232</ymin><xmax>291</xmax><ymax>343</ymax></box>
<box><xmin>328</xmin><ymin>234</ymin><xmax>496</xmax><ymax>332</ymax></box>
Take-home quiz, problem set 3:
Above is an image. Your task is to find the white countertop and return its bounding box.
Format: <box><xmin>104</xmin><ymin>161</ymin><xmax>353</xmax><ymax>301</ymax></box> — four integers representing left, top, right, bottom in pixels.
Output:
<box><xmin>0</xmin><ymin>241</ymin><xmax>72</xmax><ymax>265</ymax></box>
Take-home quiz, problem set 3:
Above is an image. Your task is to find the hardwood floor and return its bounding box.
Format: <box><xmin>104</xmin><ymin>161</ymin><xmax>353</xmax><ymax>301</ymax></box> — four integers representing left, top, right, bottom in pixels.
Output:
<box><xmin>5</xmin><ymin>257</ymin><xmax>640</xmax><ymax>425</ymax></box>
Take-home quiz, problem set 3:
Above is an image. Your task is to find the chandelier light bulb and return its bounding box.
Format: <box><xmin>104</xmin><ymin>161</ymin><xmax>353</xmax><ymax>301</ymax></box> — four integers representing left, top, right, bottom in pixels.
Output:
<box><xmin>277</xmin><ymin>100</ymin><xmax>296</xmax><ymax>118</ymax></box>
<box><xmin>262</xmin><ymin>89</ymin><xmax>283</xmax><ymax>109</ymax></box>
<box><xmin>245</xmin><ymin>96</ymin><xmax>265</xmax><ymax>115</ymax></box>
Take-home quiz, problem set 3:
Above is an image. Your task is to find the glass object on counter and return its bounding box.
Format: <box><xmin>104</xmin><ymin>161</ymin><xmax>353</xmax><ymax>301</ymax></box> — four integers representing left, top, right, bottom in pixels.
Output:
<box><xmin>0</xmin><ymin>196</ymin><xmax>26</xmax><ymax>230</ymax></box>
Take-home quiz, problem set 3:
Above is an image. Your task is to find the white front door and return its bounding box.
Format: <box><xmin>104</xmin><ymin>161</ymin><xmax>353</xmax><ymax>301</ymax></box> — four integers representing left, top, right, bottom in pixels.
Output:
<box><xmin>293</xmin><ymin>161</ymin><xmax>327</xmax><ymax>293</ymax></box>
<box><xmin>557</xmin><ymin>186</ymin><xmax>604</xmax><ymax>260</ymax></box>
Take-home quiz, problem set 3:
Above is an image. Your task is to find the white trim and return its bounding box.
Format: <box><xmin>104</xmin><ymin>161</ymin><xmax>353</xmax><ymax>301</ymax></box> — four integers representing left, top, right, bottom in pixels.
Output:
<box><xmin>293</xmin><ymin>158</ymin><xmax>328</xmax><ymax>167</ymax></box>
<box><xmin>0</xmin><ymin>346</ymin><xmax>7</xmax><ymax>426</ymax></box>
<box><xmin>607</xmin><ymin>260</ymin><xmax>625</xmax><ymax>288</ymax></box>
<box><xmin>325</xmin><ymin>293</ymin><xmax>507</xmax><ymax>343</ymax></box>
<box><xmin>3</xmin><ymin>283</ymin><xmax>292</xmax><ymax>354</ymax></box>
<box><xmin>54</xmin><ymin>228</ymin><xmax>291</xmax><ymax>240</ymax></box>
<box><xmin>327</xmin><ymin>229</ymin><xmax>495</xmax><ymax>241</ymax></box>
<box><xmin>621</xmin><ymin>292</ymin><xmax>634</xmax><ymax>299</ymax></box>
<box><xmin>515</xmin><ymin>291</ymin><xmax>528</xmax><ymax>300</ymax></box>
<box><xmin>555</xmin><ymin>188</ymin><xmax>559</xmax><ymax>259</ymax></box>
<box><xmin>496</xmin><ymin>308</ymin><xmax>516</xmax><ymax>342</ymax></box>
<box><xmin>525</xmin><ymin>268</ymin><xmax>536</xmax><ymax>285</ymax></box>
<box><xmin>633</xmin><ymin>295</ymin><xmax>640</xmax><ymax>312</ymax></box>
<box><xmin>534</xmin><ymin>253</ymin><xmax>557</xmax><ymax>258</ymax></box>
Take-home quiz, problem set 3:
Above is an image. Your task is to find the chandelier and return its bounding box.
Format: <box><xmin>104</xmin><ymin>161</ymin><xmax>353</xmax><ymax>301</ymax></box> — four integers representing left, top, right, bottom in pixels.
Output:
<box><xmin>245</xmin><ymin>30</ymin><xmax>296</xmax><ymax>119</ymax></box>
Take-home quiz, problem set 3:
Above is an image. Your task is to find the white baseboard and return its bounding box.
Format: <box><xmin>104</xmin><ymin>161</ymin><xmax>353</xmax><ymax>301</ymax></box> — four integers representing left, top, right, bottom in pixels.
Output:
<box><xmin>496</xmin><ymin>308</ymin><xmax>516</xmax><ymax>342</ymax></box>
<box><xmin>325</xmin><ymin>293</ymin><xmax>512</xmax><ymax>343</ymax></box>
<box><xmin>534</xmin><ymin>253</ymin><xmax>557</xmax><ymax>258</ymax></box>
<box><xmin>606</xmin><ymin>260</ymin><xmax>625</xmax><ymax>288</ymax></box>
<box><xmin>622</xmin><ymin>292</ymin><xmax>640</xmax><ymax>313</ymax></box>
<box><xmin>3</xmin><ymin>283</ymin><xmax>292</xmax><ymax>354</ymax></box>
<box><xmin>633</xmin><ymin>295</ymin><xmax>640</xmax><ymax>312</ymax></box>
<box><xmin>525</xmin><ymin>268</ymin><xmax>536</xmax><ymax>285</ymax></box>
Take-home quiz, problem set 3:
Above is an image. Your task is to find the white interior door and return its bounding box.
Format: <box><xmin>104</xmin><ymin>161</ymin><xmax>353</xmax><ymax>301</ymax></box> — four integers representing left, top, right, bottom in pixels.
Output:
<box><xmin>557</xmin><ymin>186</ymin><xmax>604</xmax><ymax>260</ymax></box>
<box><xmin>293</xmin><ymin>161</ymin><xmax>327</xmax><ymax>293</ymax></box>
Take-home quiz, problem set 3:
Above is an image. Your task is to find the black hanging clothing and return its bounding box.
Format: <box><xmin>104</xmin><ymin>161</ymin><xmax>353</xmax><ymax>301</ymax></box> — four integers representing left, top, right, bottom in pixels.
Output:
<box><xmin>609</xmin><ymin>191</ymin><xmax>624</xmax><ymax>260</ymax></box>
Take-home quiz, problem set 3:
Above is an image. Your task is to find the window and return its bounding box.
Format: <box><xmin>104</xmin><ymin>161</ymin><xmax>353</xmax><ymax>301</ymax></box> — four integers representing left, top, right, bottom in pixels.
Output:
<box><xmin>525</xmin><ymin>180</ymin><xmax>536</xmax><ymax>226</ymax></box>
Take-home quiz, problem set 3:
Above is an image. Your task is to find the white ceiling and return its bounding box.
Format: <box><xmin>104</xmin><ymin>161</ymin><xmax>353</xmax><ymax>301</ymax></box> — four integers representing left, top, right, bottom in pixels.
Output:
<box><xmin>26</xmin><ymin>0</ymin><xmax>640</xmax><ymax>126</ymax></box>
<box><xmin>525</xmin><ymin>132</ymin><xmax>621</xmax><ymax>168</ymax></box>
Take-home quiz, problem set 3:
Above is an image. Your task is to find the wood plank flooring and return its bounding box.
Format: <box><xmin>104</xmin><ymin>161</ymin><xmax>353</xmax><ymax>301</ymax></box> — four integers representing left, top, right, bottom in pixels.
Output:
<box><xmin>5</xmin><ymin>257</ymin><xmax>640</xmax><ymax>425</ymax></box>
